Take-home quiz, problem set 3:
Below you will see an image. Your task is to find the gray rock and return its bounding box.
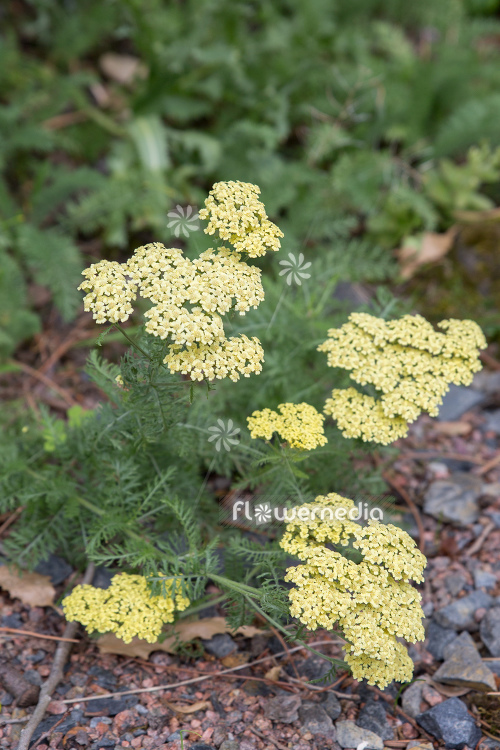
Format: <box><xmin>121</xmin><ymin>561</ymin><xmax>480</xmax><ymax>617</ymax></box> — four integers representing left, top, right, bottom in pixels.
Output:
<box><xmin>201</xmin><ymin>633</ymin><xmax>236</xmax><ymax>658</ymax></box>
<box><xmin>190</xmin><ymin>745</ymin><xmax>217</xmax><ymax>750</ymax></box>
<box><xmin>24</xmin><ymin>669</ymin><xmax>43</xmax><ymax>687</ymax></box>
<box><xmin>434</xmin><ymin>591</ymin><xmax>493</xmax><ymax>631</ymax></box>
<box><xmin>356</xmin><ymin>699</ymin><xmax>394</xmax><ymax>740</ymax></box>
<box><xmin>83</xmin><ymin>696</ymin><xmax>138</xmax><ymax>716</ymax></box>
<box><xmin>35</xmin><ymin>554</ymin><xmax>73</xmax><ymax>585</ymax></box>
<box><xmin>472</xmin><ymin>371</ymin><xmax>500</xmax><ymax>395</ymax></box>
<box><xmin>264</xmin><ymin>694</ymin><xmax>302</xmax><ymax>723</ymax></box>
<box><xmin>322</xmin><ymin>691</ymin><xmax>341</xmax><ymax>720</ymax></box>
<box><xmin>433</xmin><ymin>632</ymin><xmax>496</xmax><ymax>691</ymax></box>
<box><xmin>486</xmin><ymin>512</ymin><xmax>500</xmax><ymax>530</ymax></box>
<box><xmin>296</xmin><ymin>655</ymin><xmax>338</xmax><ymax>685</ymax></box>
<box><xmin>478</xmin><ymin>740</ymin><xmax>500</xmax><ymax>750</ymax></box>
<box><xmin>485</xmin><ymin>409</ymin><xmax>500</xmax><ymax>435</ymax></box>
<box><xmin>92</xmin><ymin>566</ymin><xmax>114</xmax><ymax>589</ymax></box>
<box><xmin>423</xmin><ymin>473</ymin><xmax>482</xmax><ymax>526</ymax></box>
<box><xmin>426</xmin><ymin>620</ymin><xmax>459</xmax><ymax>660</ymax></box>
<box><xmin>416</xmin><ymin>697</ymin><xmax>481</xmax><ymax>749</ymax></box>
<box><xmin>402</xmin><ymin>680</ymin><xmax>425</xmax><ymax>719</ymax></box>
<box><xmin>484</xmin><ymin>659</ymin><xmax>500</xmax><ymax>675</ymax></box>
<box><xmin>437</xmin><ymin>385</ymin><xmax>486</xmax><ymax>421</ymax></box>
<box><xmin>445</xmin><ymin>573</ymin><xmax>467</xmax><ymax>597</ymax></box>
<box><xmin>218</xmin><ymin>742</ymin><xmax>238</xmax><ymax>750</ymax></box>
<box><xmin>474</xmin><ymin>568</ymin><xmax>498</xmax><ymax>590</ymax></box>
<box><xmin>336</xmin><ymin>721</ymin><xmax>383</xmax><ymax>750</ymax></box>
<box><xmin>167</xmin><ymin>731</ymin><xmax>181</xmax><ymax>741</ymax></box>
<box><xmin>88</xmin><ymin>666</ymin><xmax>117</xmax><ymax>691</ymax></box>
<box><xmin>480</xmin><ymin>607</ymin><xmax>500</xmax><ymax>656</ymax></box>
<box><xmin>298</xmin><ymin>702</ymin><xmax>335</xmax><ymax>736</ymax></box>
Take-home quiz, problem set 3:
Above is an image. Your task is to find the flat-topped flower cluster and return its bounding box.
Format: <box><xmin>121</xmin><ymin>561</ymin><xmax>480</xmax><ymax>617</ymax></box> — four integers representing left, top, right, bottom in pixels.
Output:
<box><xmin>318</xmin><ymin>313</ymin><xmax>486</xmax><ymax>444</ymax></box>
<box><xmin>247</xmin><ymin>402</ymin><xmax>327</xmax><ymax>450</ymax></box>
<box><xmin>63</xmin><ymin>573</ymin><xmax>190</xmax><ymax>643</ymax></box>
<box><xmin>280</xmin><ymin>492</ymin><xmax>426</xmax><ymax>687</ymax></box>
<box><xmin>79</xmin><ymin>181</ymin><xmax>282</xmax><ymax>382</ymax></box>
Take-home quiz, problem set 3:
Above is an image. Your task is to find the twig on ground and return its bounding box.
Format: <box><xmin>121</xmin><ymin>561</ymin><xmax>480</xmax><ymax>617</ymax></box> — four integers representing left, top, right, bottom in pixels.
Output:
<box><xmin>402</xmin><ymin>451</ymin><xmax>483</xmax><ymax>464</ymax></box>
<box><xmin>60</xmin><ymin>639</ymin><xmax>340</xmax><ymax>705</ymax></box>
<box><xmin>382</xmin><ymin>471</ymin><xmax>426</xmax><ymax>553</ymax></box>
<box><xmin>466</xmin><ymin>520</ymin><xmax>495</xmax><ymax>556</ymax></box>
<box><xmin>0</xmin><ymin>507</ymin><xmax>24</xmax><ymax>537</ymax></box>
<box><xmin>10</xmin><ymin>360</ymin><xmax>77</xmax><ymax>408</ymax></box>
<box><xmin>0</xmin><ymin>627</ymin><xmax>80</xmax><ymax>643</ymax></box>
<box><xmin>367</xmin><ymin>686</ymin><xmax>434</xmax><ymax>741</ymax></box>
<box><xmin>31</xmin><ymin>711</ymin><xmax>69</xmax><ymax>749</ymax></box>
<box><xmin>248</xmin><ymin>725</ymin><xmax>289</xmax><ymax>750</ymax></box>
<box><xmin>268</xmin><ymin>624</ymin><xmax>302</xmax><ymax>680</ymax></box>
<box><xmin>474</xmin><ymin>452</ymin><xmax>500</xmax><ymax>476</ymax></box>
<box><xmin>17</xmin><ymin>563</ymin><xmax>95</xmax><ymax>750</ymax></box>
<box><xmin>480</xmin><ymin>351</ymin><xmax>500</xmax><ymax>371</ymax></box>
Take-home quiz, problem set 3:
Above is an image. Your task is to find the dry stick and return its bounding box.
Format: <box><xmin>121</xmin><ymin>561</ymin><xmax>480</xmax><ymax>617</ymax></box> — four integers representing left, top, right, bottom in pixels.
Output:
<box><xmin>382</xmin><ymin>471</ymin><xmax>426</xmax><ymax>553</ymax></box>
<box><xmin>475</xmin><ymin>451</ymin><xmax>500</xmax><ymax>476</ymax></box>
<box><xmin>17</xmin><ymin>563</ymin><xmax>95</xmax><ymax>750</ymax></box>
<box><xmin>10</xmin><ymin>360</ymin><xmax>78</xmax><ymax>408</ymax></box>
<box><xmin>248</xmin><ymin>725</ymin><xmax>289</xmax><ymax>750</ymax></box>
<box><xmin>60</xmin><ymin>639</ymin><xmax>340</xmax><ymax>705</ymax></box>
<box><xmin>0</xmin><ymin>627</ymin><xmax>80</xmax><ymax>644</ymax></box>
<box><xmin>0</xmin><ymin>506</ymin><xmax>24</xmax><ymax>537</ymax></box>
<box><xmin>466</xmin><ymin>520</ymin><xmax>496</xmax><ymax>556</ymax></box>
<box><xmin>31</xmin><ymin>711</ymin><xmax>70</xmax><ymax>750</ymax></box>
<box><xmin>267</xmin><ymin>623</ymin><xmax>302</xmax><ymax>681</ymax></box>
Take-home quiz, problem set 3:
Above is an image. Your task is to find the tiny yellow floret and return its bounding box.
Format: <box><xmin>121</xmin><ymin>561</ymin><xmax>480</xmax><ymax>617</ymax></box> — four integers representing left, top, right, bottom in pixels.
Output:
<box><xmin>247</xmin><ymin>402</ymin><xmax>327</xmax><ymax>450</ymax></box>
<box><xmin>63</xmin><ymin>573</ymin><xmax>190</xmax><ymax>643</ymax></box>
<box><xmin>318</xmin><ymin>313</ymin><xmax>486</xmax><ymax>444</ymax></box>
<box><xmin>280</xmin><ymin>492</ymin><xmax>426</xmax><ymax>687</ymax></box>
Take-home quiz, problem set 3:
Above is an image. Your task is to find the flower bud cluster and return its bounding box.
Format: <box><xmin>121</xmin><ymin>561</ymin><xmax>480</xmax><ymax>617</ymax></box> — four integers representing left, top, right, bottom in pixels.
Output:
<box><xmin>78</xmin><ymin>182</ymin><xmax>282</xmax><ymax>381</ymax></box>
<box><xmin>247</xmin><ymin>402</ymin><xmax>327</xmax><ymax>450</ymax></box>
<box><xmin>280</xmin><ymin>492</ymin><xmax>426</xmax><ymax>687</ymax></box>
<box><xmin>318</xmin><ymin>313</ymin><xmax>486</xmax><ymax>444</ymax></box>
<box><xmin>63</xmin><ymin>573</ymin><xmax>190</xmax><ymax>644</ymax></box>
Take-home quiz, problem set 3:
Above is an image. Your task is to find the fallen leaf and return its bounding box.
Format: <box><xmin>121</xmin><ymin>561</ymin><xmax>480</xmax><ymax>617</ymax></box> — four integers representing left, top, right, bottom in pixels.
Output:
<box><xmin>453</xmin><ymin>206</ymin><xmax>500</xmax><ymax>223</ymax></box>
<box><xmin>97</xmin><ymin>617</ymin><xmax>261</xmax><ymax>659</ymax></box>
<box><xmin>221</xmin><ymin>652</ymin><xmax>249</xmax><ymax>668</ymax></box>
<box><xmin>164</xmin><ymin>700</ymin><xmax>211</xmax><ymax>715</ymax></box>
<box><xmin>99</xmin><ymin>54</ymin><xmax>148</xmax><ymax>85</ymax></box>
<box><xmin>428</xmin><ymin>678</ymin><xmax>470</xmax><ymax>697</ymax></box>
<box><xmin>0</xmin><ymin>564</ymin><xmax>55</xmax><ymax>607</ymax></box>
<box><xmin>397</xmin><ymin>227</ymin><xmax>458</xmax><ymax>280</ymax></box>
<box><xmin>433</xmin><ymin>421</ymin><xmax>472</xmax><ymax>436</ymax></box>
<box><xmin>265</xmin><ymin>666</ymin><xmax>282</xmax><ymax>681</ymax></box>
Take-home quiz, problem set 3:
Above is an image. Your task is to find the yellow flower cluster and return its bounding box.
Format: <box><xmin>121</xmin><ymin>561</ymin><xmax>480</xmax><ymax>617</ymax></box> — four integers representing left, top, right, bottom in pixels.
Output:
<box><xmin>63</xmin><ymin>573</ymin><xmax>190</xmax><ymax>644</ymax></box>
<box><xmin>247</xmin><ymin>402</ymin><xmax>328</xmax><ymax>450</ymax></box>
<box><xmin>280</xmin><ymin>493</ymin><xmax>426</xmax><ymax>687</ymax></box>
<box><xmin>199</xmin><ymin>181</ymin><xmax>284</xmax><ymax>257</ymax></box>
<box><xmin>318</xmin><ymin>313</ymin><xmax>486</xmax><ymax>444</ymax></box>
<box><xmin>78</xmin><ymin>182</ymin><xmax>281</xmax><ymax>382</ymax></box>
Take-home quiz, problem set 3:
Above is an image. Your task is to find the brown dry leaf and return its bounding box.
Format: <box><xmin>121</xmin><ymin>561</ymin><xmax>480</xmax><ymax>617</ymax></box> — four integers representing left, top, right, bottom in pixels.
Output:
<box><xmin>98</xmin><ymin>617</ymin><xmax>261</xmax><ymax>658</ymax></box>
<box><xmin>164</xmin><ymin>700</ymin><xmax>211</xmax><ymax>715</ymax></box>
<box><xmin>265</xmin><ymin>665</ymin><xmax>282</xmax><ymax>681</ymax></box>
<box><xmin>221</xmin><ymin>652</ymin><xmax>249</xmax><ymax>668</ymax></box>
<box><xmin>99</xmin><ymin>54</ymin><xmax>148</xmax><ymax>85</ymax></box>
<box><xmin>453</xmin><ymin>206</ymin><xmax>500</xmax><ymax>223</ymax></box>
<box><xmin>0</xmin><ymin>565</ymin><xmax>55</xmax><ymax>607</ymax></box>
<box><xmin>433</xmin><ymin>421</ymin><xmax>472</xmax><ymax>436</ymax></box>
<box><xmin>397</xmin><ymin>227</ymin><xmax>457</xmax><ymax>280</ymax></box>
<box><xmin>429</xmin><ymin>678</ymin><xmax>470</xmax><ymax>697</ymax></box>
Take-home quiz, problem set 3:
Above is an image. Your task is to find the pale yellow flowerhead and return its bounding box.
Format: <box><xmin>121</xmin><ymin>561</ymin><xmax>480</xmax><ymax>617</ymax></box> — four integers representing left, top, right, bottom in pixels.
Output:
<box><xmin>63</xmin><ymin>573</ymin><xmax>190</xmax><ymax>644</ymax></box>
<box><xmin>280</xmin><ymin>492</ymin><xmax>426</xmax><ymax>687</ymax></box>
<box><xmin>319</xmin><ymin>313</ymin><xmax>486</xmax><ymax>444</ymax></box>
<box><xmin>247</xmin><ymin>402</ymin><xmax>327</xmax><ymax>450</ymax></box>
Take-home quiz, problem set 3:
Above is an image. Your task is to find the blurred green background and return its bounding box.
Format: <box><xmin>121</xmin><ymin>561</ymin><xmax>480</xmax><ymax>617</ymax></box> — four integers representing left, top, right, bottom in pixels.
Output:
<box><xmin>2</xmin><ymin>0</ymin><xmax>500</xmax><ymax>357</ymax></box>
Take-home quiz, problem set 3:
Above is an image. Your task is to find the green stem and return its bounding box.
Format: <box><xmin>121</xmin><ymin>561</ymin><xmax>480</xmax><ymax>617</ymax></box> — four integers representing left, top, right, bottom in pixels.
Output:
<box><xmin>74</xmin><ymin>496</ymin><xmax>144</xmax><ymax>544</ymax></box>
<box><xmin>114</xmin><ymin>324</ymin><xmax>153</xmax><ymax>361</ymax></box>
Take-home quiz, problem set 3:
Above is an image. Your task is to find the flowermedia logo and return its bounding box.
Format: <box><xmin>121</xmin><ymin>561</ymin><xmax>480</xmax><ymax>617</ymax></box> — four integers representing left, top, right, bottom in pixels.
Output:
<box><xmin>207</xmin><ymin>419</ymin><xmax>240</xmax><ymax>452</ymax></box>
<box><xmin>167</xmin><ymin>205</ymin><xmax>200</xmax><ymax>237</ymax></box>
<box><xmin>225</xmin><ymin>498</ymin><xmax>385</xmax><ymax>527</ymax></box>
<box><xmin>278</xmin><ymin>252</ymin><xmax>312</xmax><ymax>285</ymax></box>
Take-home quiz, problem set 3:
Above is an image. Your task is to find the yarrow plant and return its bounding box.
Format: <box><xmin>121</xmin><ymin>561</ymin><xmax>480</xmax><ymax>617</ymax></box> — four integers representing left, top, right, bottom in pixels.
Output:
<box><xmin>63</xmin><ymin>574</ymin><xmax>190</xmax><ymax>643</ymax></box>
<box><xmin>247</xmin><ymin>402</ymin><xmax>327</xmax><ymax>451</ymax></box>
<box><xmin>319</xmin><ymin>312</ymin><xmax>487</xmax><ymax>444</ymax></box>
<box><xmin>10</xmin><ymin>179</ymin><xmax>488</xmax><ymax>692</ymax></box>
<box><xmin>280</xmin><ymin>493</ymin><xmax>426</xmax><ymax>687</ymax></box>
